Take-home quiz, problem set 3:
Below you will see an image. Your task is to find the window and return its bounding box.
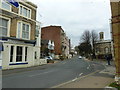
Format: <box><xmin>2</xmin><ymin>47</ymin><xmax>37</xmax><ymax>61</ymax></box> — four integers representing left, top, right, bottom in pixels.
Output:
<box><xmin>35</xmin><ymin>51</ymin><xmax>37</xmax><ymax>59</ymax></box>
<box><xmin>17</xmin><ymin>22</ymin><xmax>21</xmax><ymax>38</ymax></box>
<box><xmin>17</xmin><ymin>21</ymin><xmax>30</xmax><ymax>39</ymax></box>
<box><xmin>0</xmin><ymin>18</ymin><xmax>9</xmax><ymax>36</ymax></box>
<box><xmin>19</xmin><ymin>5</ymin><xmax>31</xmax><ymax>18</ymax></box>
<box><xmin>0</xmin><ymin>51</ymin><xmax>2</xmax><ymax>60</ymax></box>
<box><xmin>22</xmin><ymin>24</ymin><xmax>29</xmax><ymax>39</ymax></box>
<box><xmin>16</xmin><ymin>46</ymin><xmax>23</xmax><ymax>62</ymax></box>
<box><xmin>105</xmin><ymin>47</ymin><xmax>109</xmax><ymax>54</ymax></box>
<box><xmin>10</xmin><ymin>46</ymin><xmax>14</xmax><ymax>62</ymax></box>
<box><xmin>0</xmin><ymin>0</ymin><xmax>11</xmax><ymax>11</ymax></box>
<box><xmin>25</xmin><ymin>47</ymin><xmax>27</xmax><ymax>61</ymax></box>
<box><xmin>35</xmin><ymin>25</ymin><xmax>39</xmax><ymax>37</ymax></box>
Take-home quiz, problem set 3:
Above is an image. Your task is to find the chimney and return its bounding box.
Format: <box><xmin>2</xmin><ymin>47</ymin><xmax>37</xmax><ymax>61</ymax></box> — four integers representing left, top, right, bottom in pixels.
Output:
<box><xmin>99</xmin><ymin>32</ymin><xmax>104</xmax><ymax>41</ymax></box>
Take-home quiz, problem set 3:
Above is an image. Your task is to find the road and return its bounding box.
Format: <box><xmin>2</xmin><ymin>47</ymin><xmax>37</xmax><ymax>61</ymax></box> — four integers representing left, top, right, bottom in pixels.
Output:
<box><xmin>3</xmin><ymin>56</ymin><xmax>105</xmax><ymax>88</ymax></box>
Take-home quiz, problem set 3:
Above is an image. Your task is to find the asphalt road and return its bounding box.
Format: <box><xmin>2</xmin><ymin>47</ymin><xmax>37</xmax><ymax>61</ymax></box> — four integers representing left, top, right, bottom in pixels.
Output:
<box><xmin>3</xmin><ymin>56</ymin><xmax>105</xmax><ymax>88</ymax></box>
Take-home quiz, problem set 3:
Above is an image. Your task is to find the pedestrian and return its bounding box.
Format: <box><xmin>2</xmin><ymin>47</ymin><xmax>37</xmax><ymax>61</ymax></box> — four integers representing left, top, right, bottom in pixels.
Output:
<box><xmin>105</xmin><ymin>55</ymin><xmax>111</xmax><ymax>65</ymax></box>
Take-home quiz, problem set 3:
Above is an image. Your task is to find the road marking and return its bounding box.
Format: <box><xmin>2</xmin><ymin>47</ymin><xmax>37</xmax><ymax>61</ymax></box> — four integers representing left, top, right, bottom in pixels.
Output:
<box><xmin>87</xmin><ymin>67</ymin><xmax>89</xmax><ymax>69</ymax></box>
<box><xmin>72</xmin><ymin>77</ymin><xmax>78</xmax><ymax>81</ymax></box>
<box><xmin>51</xmin><ymin>70</ymin><xmax>100</xmax><ymax>88</ymax></box>
<box><xmin>79</xmin><ymin>73</ymin><xmax>83</xmax><ymax>76</ymax></box>
<box><xmin>63</xmin><ymin>62</ymin><xmax>66</xmax><ymax>64</ymax></box>
<box><xmin>29</xmin><ymin>70</ymin><xmax>55</xmax><ymax>77</ymax></box>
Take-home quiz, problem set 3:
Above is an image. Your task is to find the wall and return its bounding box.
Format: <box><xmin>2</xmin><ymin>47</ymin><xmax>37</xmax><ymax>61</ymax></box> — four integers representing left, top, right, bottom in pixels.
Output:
<box><xmin>111</xmin><ymin>1</ymin><xmax>120</xmax><ymax>78</ymax></box>
<box><xmin>41</xmin><ymin>26</ymin><xmax>61</xmax><ymax>55</ymax></box>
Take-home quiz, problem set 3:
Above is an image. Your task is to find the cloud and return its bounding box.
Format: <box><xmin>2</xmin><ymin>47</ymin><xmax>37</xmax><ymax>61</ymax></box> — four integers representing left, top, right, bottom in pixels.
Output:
<box><xmin>31</xmin><ymin>0</ymin><xmax>111</xmax><ymax>46</ymax></box>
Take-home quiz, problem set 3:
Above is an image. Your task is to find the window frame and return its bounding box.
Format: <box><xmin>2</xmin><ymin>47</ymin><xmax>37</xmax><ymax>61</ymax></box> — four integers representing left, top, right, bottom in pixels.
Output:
<box><xmin>18</xmin><ymin>4</ymin><xmax>31</xmax><ymax>19</ymax></box>
<box><xmin>9</xmin><ymin>45</ymin><xmax>28</xmax><ymax>63</ymax></box>
<box><xmin>0</xmin><ymin>16</ymin><xmax>11</xmax><ymax>37</ymax></box>
<box><xmin>17</xmin><ymin>21</ymin><xmax>31</xmax><ymax>40</ymax></box>
<box><xmin>0</xmin><ymin>0</ymin><xmax>12</xmax><ymax>12</ymax></box>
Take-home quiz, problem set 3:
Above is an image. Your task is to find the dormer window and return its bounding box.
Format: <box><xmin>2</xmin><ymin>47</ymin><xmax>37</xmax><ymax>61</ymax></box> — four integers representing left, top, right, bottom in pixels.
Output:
<box><xmin>19</xmin><ymin>4</ymin><xmax>31</xmax><ymax>18</ymax></box>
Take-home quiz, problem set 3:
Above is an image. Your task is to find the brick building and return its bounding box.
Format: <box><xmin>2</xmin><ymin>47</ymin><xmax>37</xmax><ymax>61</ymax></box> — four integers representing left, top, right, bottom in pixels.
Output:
<box><xmin>41</xmin><ymin>26</ymin><xmax>70</xmax><ymax>59</ymax></box>
<box><xmin>110</xmin><ymin>0</ymin><xmax>120</xmax><ymax>83</ymax></box>
<box><xmin>0</xmin><ymin>0</ymin><xmax>45</xmax><ymax>69</ymax></box>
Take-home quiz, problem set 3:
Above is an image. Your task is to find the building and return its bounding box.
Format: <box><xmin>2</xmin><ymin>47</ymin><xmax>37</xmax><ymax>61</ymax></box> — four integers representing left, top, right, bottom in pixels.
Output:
<box><xmin>41</xmin><ymin>26</ymin><xmax>70</xmax><ymax>59</ymax></box>
<box><xmin>95</xmin><ymin>32</ymin><xmax>112</xmax><ymax>59</ymax></box>
<box><xmin>0</xmin><ymin>0</ymin><xmax>46</xmax><ymax>69</ymax></box>
<box><xmin>110</xmin><ymin>0</ymin><xmax>120</xmax><ymax>83</ymax></box>
<box><xmin>41</xmin><ymin>40</ymin><xmax>55</xmax><ymax>58</ymax></box>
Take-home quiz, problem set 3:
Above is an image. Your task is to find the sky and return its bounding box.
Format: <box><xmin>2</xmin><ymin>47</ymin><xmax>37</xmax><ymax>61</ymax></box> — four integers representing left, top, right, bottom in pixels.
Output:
<box><xmin>31</xmin><ymin>0</ymin><xmax>112</xmax><ymax>47</ymax></box>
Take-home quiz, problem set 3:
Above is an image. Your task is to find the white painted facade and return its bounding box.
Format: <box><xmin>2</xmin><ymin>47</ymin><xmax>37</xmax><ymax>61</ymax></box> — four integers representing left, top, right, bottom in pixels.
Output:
<box><xmin>1</xmin><ymin>22</ymin><xmax>47</xmax><ymax>70</ymax></box>
<box><xmin>0</xmin><ymin>1</ymin><xmax>47</xmax><ymax>70</ymax></box>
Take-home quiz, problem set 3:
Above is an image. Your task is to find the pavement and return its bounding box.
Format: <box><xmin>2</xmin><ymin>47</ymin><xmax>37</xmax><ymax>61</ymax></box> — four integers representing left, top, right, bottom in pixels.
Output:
<box><xmin>52</xmin><ymin>59</ymin><xmax>116</xmax><ymax>88</ymax></box>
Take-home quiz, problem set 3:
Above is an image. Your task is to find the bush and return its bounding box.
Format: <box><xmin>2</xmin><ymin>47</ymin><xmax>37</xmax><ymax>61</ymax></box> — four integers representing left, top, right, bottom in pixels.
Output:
<box><xmin>109</xmin><ymin>82</ymin><xmax>120</xmax><ymax>90</ymax></box>
<box><xmin>59</xmin><ymin>56</ymin><xmax>64</xmax><ymax>60</ymax></box>
<box><xmin>47</xmin><ymin>60</ymin><xmax>54</xmax><ymax>63</ymax></box>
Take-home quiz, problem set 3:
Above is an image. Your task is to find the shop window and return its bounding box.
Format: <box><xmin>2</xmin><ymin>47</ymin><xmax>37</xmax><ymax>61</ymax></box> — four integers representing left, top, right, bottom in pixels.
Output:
<box><xmin>35</xmin><ymin>51</ymin><xmax>37</xmax><ymax>59</ymax></box>
<box><xmin>16</xmin><ymin>46</ymin><xmax>22</xmax><ymax>62</ymax></box>
<box><xmin>10</xmin><ymin>46</ymin><xmax>14</xmax><ymax>62</ymax></box>
<box><xmin>25</xmin><ymin>47</ymin><xmax>28</xmax><ymax>61</ymax></box>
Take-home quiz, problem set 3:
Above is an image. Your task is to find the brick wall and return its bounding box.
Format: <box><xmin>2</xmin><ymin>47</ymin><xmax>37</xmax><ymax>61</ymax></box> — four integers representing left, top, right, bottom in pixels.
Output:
<box><xmin>41</xmin><ymin>26</ymin><xmax>62</xmax><ymax>55</ymax></box>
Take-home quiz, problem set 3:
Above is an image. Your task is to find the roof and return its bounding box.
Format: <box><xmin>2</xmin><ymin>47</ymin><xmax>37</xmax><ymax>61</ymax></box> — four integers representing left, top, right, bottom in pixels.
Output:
<box><xmin>95</xmin><ymin>40</ymin><xmax>111</xmax><ymax>44</ymax></box>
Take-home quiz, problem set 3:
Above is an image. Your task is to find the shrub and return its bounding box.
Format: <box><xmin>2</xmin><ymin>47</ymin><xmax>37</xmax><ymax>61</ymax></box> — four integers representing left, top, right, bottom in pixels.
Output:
<box><xmin>109</xmin><ymin>82</ymin><xmax>120</xmax><ymax>90</ymax></box>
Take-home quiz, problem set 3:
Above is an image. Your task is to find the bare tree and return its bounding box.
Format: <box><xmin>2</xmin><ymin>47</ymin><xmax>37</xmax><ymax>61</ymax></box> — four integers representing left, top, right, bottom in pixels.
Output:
<box><xmin>91</xmin><ymin>30</ymin><xmax>98</xmax><ymax>58</ymax></box>
<box><xmin>78</xmin><ymin>30</ymin><xmax>98</xmax><ymax>58</ymax></box>
<box><xmin>81</xmin><ymin>30</ymin><xmax>91</xmax><ymax>44</ymax></box>
<box><xmin>79</xmin><ymin>30</ymin><xmax>92</xmax><ymax>57</ymax></box>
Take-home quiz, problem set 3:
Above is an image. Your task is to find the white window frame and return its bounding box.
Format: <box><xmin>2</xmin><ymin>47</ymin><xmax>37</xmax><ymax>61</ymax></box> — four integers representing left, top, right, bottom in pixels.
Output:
<box><xmin>0</xmin><ymin>16</ymin><xmax>11</xmax><ymax>37</ymax></box>
<box><xmin>18</xmin><ymin>4</ymin><xmax>31</xmax><ymax>19</ymax></box>
<box><xmin>0</xmin><ymin>0</ymin><xmax>12</xmax><ymax>12</ymax></box>
<box><xmin>9</xmin><ymin>45</ymin><xmax>28</xmax><ymax>63</ymax></box>
<box><xmin>17</xmin><ymin>21</ymin><xmax>31</xmax><ymax>40</ymax></box>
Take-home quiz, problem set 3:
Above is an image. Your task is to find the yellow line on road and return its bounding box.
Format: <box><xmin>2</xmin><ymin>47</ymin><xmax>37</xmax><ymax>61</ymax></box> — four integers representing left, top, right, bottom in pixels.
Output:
<box><xmin>51</xmin><ymin>70</ymin><xmax>100</xmax><ymax>88</ymax></box>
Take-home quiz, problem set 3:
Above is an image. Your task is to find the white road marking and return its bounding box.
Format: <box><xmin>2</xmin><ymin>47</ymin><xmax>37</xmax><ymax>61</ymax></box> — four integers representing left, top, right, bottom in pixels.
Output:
<box><xmin>29</xmin><ymin>70</ymin><xmax>55</xmax><ymax>77</ymax></box>
<box><xmin>72</xmin><ymin>77</ymin><xmax>78</xmax><ymax>81</ymax></box>
<box><xmin>63</xmin><ymin>62</ymin><xmax>66</xmax><ymax>64</ymax></box>
<box><xmin>87</xmin><ymin>67</ymin><xmax>89</xmax><ymax>69</ymax></box>
<box><xmin>51</xmin><ymin>70</ymin><xmax>100</xmax><ymax>88</ymax></box>
<box><xmin>79</xmin><ymin>73</ymin><xmax>83</xmax><ymax>76</ymax></box>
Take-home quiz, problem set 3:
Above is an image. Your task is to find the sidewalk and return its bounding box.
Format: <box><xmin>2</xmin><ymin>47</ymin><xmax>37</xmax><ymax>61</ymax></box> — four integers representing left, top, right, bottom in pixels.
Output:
<box><xmin>2</xmin><ymin>60</ymin><xmax>60</xmax><ymax>76</ymax></box>
<box><xmin>53</xmin><ymin>60</ymin><xmax>116</xmax><ymax>88</ymax></box>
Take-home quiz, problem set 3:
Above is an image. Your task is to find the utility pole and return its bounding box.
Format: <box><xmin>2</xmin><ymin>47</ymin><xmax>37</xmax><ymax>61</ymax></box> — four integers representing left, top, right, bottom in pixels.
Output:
<box><xmin>110</xmin><ymin>0</ymin><xmax>120</xmax><ymax>84</ymax></box>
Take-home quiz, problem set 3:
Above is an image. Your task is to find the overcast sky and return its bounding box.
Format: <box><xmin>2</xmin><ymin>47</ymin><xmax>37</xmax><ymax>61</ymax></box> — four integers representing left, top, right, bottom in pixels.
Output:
<box><xmin>31</xmin><ymin>0</ymin><xmax>112</xmax><ymax>47</ymax></box>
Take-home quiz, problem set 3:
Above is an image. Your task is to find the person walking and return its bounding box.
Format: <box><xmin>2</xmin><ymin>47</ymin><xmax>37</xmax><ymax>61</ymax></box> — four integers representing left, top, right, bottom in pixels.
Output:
<box><xmin>105</xmin><ymin>54</ymin><xmax>111</xmax><ymax>65</ymax></box>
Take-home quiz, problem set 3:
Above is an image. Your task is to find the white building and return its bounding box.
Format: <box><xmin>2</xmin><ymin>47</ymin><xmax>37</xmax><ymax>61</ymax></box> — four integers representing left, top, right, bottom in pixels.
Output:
<box><xmin>0</xmin><ymin>0</ymin><xmax>46</xmax><ymax>70</ymax></box>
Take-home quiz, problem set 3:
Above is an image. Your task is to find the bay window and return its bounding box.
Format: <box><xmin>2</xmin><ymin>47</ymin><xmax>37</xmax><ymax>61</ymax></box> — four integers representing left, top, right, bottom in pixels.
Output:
<box><xmin>0</xmin><ymin>17</ymin><xmax>10</xmax><ymax>37</ymax></box>
<box><xmin>17</xmin><ymin>21</ymin><xmax>30</xmax><ymax>39</ymax></box>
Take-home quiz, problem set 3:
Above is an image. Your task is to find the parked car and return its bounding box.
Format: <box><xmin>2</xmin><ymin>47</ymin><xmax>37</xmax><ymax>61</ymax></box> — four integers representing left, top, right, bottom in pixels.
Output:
<box><xmin>45</xmin><ymin>56</ymin><xmax>53</xmax><ymax>60</ymax></box>
<box><xmin>78</xmin><ymin>56</ymin><xmax>82</xmax><ymax>59</ymax></box>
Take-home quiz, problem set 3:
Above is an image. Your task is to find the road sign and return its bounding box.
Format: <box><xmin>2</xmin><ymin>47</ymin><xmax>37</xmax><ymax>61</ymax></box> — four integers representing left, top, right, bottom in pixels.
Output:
<box><xmin>6</xmin><ymin>0</ymin><xmax>19</xmax><ymax>8</ymax></box>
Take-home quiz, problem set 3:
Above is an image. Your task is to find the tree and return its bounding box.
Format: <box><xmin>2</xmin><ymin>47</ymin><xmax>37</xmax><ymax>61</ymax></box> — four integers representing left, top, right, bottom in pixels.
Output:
<box><xmin>79</xmin><ymin>30</ymin><xmax>92</xmax><ymax>57</ymax></box>
<box><xmin>91</xmin><ymin>30</ymin><xmax>98</xmax><ymax>58</ymax></box>
<box><xmin>78</xmin><ymin>30</ymin><xmax>98</xmax><ymax>58</ymax></box>
<box><xmin>81</xmin><ymin>30</ymin><xmax>91</xmax><ymax>44</ymax></box>
<box><xmin>78</xmin><ymin>42</ymin><xmax>92</xmax><ymax>57</ymax></box>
